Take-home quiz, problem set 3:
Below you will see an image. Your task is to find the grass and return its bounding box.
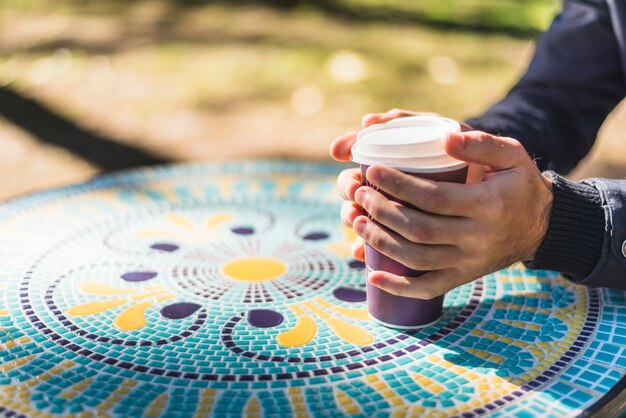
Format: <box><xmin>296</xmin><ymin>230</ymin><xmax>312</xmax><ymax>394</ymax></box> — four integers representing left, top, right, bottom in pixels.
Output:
<box><xmin>0</xmin><ymin>0</ymin><xmax>622</xmax><ymax>199</ymax></box>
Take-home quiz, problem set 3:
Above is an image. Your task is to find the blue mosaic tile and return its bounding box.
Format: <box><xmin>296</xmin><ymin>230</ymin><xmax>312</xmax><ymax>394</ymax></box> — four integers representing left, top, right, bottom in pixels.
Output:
<box><xmin>0</xmin><ymin>161</ymin><xmax>621</xmax><ymax>416</ymax></box>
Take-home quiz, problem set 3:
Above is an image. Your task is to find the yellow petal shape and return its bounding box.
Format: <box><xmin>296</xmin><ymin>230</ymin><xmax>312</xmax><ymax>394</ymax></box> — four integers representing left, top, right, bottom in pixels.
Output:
<box><xmin>113</xmin><ymin>301</ymin><xmax>152</xmax><ymax>331</ymax></box>
<box><xmin>167</xmin><ymin>213</ymin><xmax>194</xmax><ymax>229</ymax></box>
<box><xmin>276</xmin><ymin>314</ymin><xmax>317</xmax><ymax>347</ymax></box>
<box><xmin>130</xmin><ymin>288</ymin><xmax>170</xmax><ymax>301</ymax></box>
<box><xmin>331</xmin><ymin>306</ymin><xmax>370</xmax><ymax>321</ymax></box>
<box><xmin>303</xmin><ymin>301</ymin><xmax>373</xmax><ymax>346</ymax></box>
<box><xmin>325</xmin><ymin>317</ymin><xmax>373</xmax><ymax>346</ymax></box>
<box><xmin>206</xmin><ymin>213</ymin><xmax>233</xmax><ymax>230</ymax></box>
<box><xmin>314</xmin><ymin>298</ymin><xmax>370</xmax><ymax>321</ymax></box>
<box><xmin>78</xmin><ymin>282</ymin><xmax>138</xmax><ymax>296</ymax></box>
<box><xmin>66</xmin><ymin>299</ymin><xmax>127</xmax><ymax>316</ymax></box>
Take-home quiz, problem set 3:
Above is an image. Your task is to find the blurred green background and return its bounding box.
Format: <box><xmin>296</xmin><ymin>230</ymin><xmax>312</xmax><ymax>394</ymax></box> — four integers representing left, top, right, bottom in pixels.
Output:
<box><xmin>0</xmin><ymin>0</ymin><xmax>624</xmax><ymax>199</ymax></box>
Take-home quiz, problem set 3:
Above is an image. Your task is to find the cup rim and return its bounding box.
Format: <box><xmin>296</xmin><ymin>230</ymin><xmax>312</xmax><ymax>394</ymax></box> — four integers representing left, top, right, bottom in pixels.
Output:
<box><xmin>352</xmin><ymin>116</ymin><xmax>464</xmax><ymax>172</ymax></box>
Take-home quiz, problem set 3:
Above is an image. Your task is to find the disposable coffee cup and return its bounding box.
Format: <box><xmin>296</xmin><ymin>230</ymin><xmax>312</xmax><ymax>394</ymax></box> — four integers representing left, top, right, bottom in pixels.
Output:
<box><xmin>351</xmin><ymin>116</ymin><xmax>468</xmax><ymax>329</ymax></box>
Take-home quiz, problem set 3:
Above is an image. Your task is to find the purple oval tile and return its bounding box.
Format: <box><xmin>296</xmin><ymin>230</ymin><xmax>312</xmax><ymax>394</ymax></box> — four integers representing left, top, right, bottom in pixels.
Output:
<box><xmin>231</xmin><ymin>226</ymin><xmax>255</xmax><ymax>235</ymax></box>
<box><xmin>303</xmin><ymin>232</ymin><xmax>329</xmax><ymax>241</ymax></box>
<box><xmin>150</xmin><ymin>243</ymin><xmax>179</xmax><ymax>252</ymax></box>
<box><xmin>333</xmin><ymin>287</ymin><xmax>366</xmax><ymax>302</ymax></box>
<box><xmin>348</xmin><ymin>259</ymin><xmax>365</xmax><ymax>270</ymax></box>
<box><xmin>160</xmin><ymin>303</ymin><xmax>201</xmax><ymax>319</ymax></box>
<box><xmin>120</xmin><ymin>271</ymin><xmax>158</xmax><ymax>282</ymax></box>
<box><xmin>247</xmin><ymin>309</ymin><xmax>284</xmax><ymax>328</ymax></box>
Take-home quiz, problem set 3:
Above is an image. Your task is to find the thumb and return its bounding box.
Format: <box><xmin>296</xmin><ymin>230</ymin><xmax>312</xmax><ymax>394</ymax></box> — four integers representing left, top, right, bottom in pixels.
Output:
<box><xmin>361</xmin><ymin>109</ymin><xmax>425</xmax><ymax>128</ymax></box>
<box><xmin>444</xmin><ymin>131</ymin><xmax>527</xmax><ymax>171</ymax></box>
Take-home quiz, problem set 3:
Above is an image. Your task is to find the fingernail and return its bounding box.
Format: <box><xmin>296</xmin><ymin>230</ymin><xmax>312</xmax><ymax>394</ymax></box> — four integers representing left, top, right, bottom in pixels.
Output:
<box><xmin>354</xmin><ymin>188</ymin><xmax>367</xmax><ymax>204</ymax></box>
<box><xmin>367</xmin><ymin>272</ymin><xmax>385</xmax><ymax>288</ymax></box>
<box><xmin>367</xmin><ymin>274</ymin><xmax>379</xmax><ymax>286</ymax></box>
<box><xmin>353</xmin><ymin>218</ymin><xmax>368</xmax><ymax>235</ymax></box>
<box><xmin>447</xmin><ymin>132</ymin><xmax>466</xmax><ymax>151</ymax></box>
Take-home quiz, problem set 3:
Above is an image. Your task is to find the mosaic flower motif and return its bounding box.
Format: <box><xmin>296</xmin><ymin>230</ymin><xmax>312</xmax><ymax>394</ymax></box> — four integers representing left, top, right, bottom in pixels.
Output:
<box><xmin>217</xmin><ymin>222</ymin><xmax>373</xmax><ymax>348</ymax></box>
<box><xmin>245</xmin><ymin>286</ymin><xmax>372</xmax><ymax>347</ymax></box>
<box><xmin>136</xmin><ymin>213</ymin><xmax>233</xmax><ymax>244</ymax></box>
<box><xmin>66</xmin><ymin>271</ymin><xmax>200</xmax><ymax>331</ymax></box>
<box><xmin>141</xmin><ymin>213</ymin><xmax>266</xmax><ymax>253</ymax></box>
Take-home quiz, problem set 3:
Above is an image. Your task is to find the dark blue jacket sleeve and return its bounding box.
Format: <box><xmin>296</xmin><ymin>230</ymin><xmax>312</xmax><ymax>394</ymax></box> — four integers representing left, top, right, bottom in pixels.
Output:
<box><xmin>583</xmin><ymin>178</ymin><xmax>626</xmax><ymax>289</ymax></box>
<box><xmin>466</xmin><ymin>0</ymin><xmax>626</xmax><ymax>288</ymax></box>
<box><xmin>466</xmin><ymin>0</ymin><xmax>626</xmax><ymax>174</ymax></box>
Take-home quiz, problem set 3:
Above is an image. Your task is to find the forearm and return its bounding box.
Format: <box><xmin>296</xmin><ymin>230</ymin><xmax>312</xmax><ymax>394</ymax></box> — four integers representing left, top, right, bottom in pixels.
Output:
<box><xmin>467</xmin><ymin>0</ymin><xmax>626</xmax><ymax>174</ymax></box>
<box><xmin>526</xmin><ymin>174</ymin><xmax>626</xmax><ymax>289</ymax></box>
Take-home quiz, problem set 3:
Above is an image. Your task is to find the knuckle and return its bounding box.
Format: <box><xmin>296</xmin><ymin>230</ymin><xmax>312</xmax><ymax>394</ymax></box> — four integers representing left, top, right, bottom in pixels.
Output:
<box><xmin>366</xmin><ymin>229</ymin><xmax>384</xmax><ymax>249</ymax></box>
<box><xmin>391</xmin><ymin>287</ymin><xmax>407</xmax><ymax>298</ymax></box>
<box><xmin>387</xmin><ymin>174</ymin><xmax>404</xmax><ymax>194</ymax></box>
<box><xmin>407</xmin><ymin>222</ymin><xmax>432</xmax><ymax>243</ymax></box>
<box><xmin>407</xmin><ymin>254</ymin><xmax>429</xmax><ymax>270</ymax></box>
<box><xmin>478</xmin><ymin>132</ymin><xmax>494</xmax><ymax>143</ymax></box>
<box><xmin>364</xmin><ymin>198</ymin><xmax>381</xmax><ymax>218</ymax></box>
<box><xmin>503</xmin><ymin>136</ymin><xmax>526</xmax><ymax>159</ymax></box>
<box><xmin>414</xmin><ymin>285</ymin><xmax>441</xmax><ymax>300</ymax></box>
<box><xmin>425</xmin><ymin>189</ymin><xmax>445</xmax><ymax>211</ymax></box>
<box><xmin>504</xmin><ymin>136</ymin><xmax>523</xmax><ymax>148</ymax></box>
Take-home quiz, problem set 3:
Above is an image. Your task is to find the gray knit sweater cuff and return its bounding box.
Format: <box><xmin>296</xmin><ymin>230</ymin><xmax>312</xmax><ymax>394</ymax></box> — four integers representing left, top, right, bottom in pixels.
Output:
<box><xmin>525</xmin><ymin>171</ymin><xmax>605</xmax><ymax>281</ymax></box>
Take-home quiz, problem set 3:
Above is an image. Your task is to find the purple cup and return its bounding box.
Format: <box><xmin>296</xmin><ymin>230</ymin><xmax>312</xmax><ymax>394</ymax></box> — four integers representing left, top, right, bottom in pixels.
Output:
<box><xmin>351</xmin><ymin>116</ymin><xmax>468</xmax><ymax>329</ymax></box>
<box><xmin>361</xmin><ymin>164</ymin><xmax>468</xmax><ymax>329</ymax></box>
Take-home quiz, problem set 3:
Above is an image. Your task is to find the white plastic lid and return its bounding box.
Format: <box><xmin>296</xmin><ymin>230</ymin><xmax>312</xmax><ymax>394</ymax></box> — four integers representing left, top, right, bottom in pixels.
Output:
<box><xmin>351</xmin><ymin>116</ymin><xmax>467</xmax><ymax>173</ymax></box>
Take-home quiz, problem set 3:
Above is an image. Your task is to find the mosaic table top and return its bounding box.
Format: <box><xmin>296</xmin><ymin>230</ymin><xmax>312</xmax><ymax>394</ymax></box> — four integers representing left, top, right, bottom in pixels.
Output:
<box><xmin>0</xmin><ymin>160</ymin><xmax>625</xmax><ymax>417</ymax></box>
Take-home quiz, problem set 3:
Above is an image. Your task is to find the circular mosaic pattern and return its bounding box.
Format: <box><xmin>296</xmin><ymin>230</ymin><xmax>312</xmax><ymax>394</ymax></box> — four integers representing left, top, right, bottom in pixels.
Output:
<box><xmin>0</xmin><ymin>161</ymin><xmax>624</xmax><ymax>417</ymax></box>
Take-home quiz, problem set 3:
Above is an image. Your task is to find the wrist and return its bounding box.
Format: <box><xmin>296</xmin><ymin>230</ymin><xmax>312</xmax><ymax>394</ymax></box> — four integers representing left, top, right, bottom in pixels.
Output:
<box><xmin>521</xmin><ymin>173</ymin><xmax>553</xmax><ymax>261</ymax></box>
<box><xmin>525</xmin><ymin>172</ymin><xmax>605</xmax><ymax>280</ymax></box>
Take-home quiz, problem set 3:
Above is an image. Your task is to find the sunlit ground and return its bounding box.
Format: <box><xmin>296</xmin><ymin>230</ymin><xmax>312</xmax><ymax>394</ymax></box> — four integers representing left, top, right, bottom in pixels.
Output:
<box><xmin>0</xmin><ymin>1</ymin><xmax>624</xmax><ymax>199</ymax></box>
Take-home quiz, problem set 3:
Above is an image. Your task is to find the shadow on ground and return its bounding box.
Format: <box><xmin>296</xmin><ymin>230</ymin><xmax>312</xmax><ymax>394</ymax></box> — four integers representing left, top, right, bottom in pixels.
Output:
<box><xmin>0</xmin><ymin>86</ymin><xmax>171</xmax><ymax>171</ymax></box>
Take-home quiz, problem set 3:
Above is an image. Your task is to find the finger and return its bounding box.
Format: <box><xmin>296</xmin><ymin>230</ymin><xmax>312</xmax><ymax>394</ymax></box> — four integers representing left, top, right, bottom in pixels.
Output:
<box><xmin>466</xmin><ymin>163</ymin><xmax>485</xmax><ymax>184</ymax></box>
<box><xmin>352</xmin><ymin>216</ymin><xmax>458</xmax><ymax>270</ymax></box>
<box><xmin>351</xmin><ymin>237</ymin><xmax>365</xmax><ymax>261</ymax></box>
<box><xmin>330</xmin><ymin>131</ymin><xmax>358</xmax><ymax>162</ymax></box>
<box><xmin>444</xmin><ymin>131</ymin><xmax>528</xmax><ymax>171</ymax></box>
<box><xmin>337</xmin><ymin>168</ymin><xmax>361</xmax><ymax>200</ymax></box>
<box><xmin>361</xmin><ymin>109</ymin><xmax>424</xmax><ymax>127</ymax></box>
<box><xmin>340</xmin><ymin>201</ymin><xmax>364</xmax><ymax>227</ymax></box>
<box><xmin>354</xmin><ymin>186</ymin><xmax>463</xmax><ymax>244</ymax></box>
<box><xmin>367</xmin><ymin>268</ymin><xmax>468</xmax><ymax>299</ymax></box>
<box><xmin>365</xmin><ymin>165</ymin><xmax>485</xmax><ymax>217</ymax></box>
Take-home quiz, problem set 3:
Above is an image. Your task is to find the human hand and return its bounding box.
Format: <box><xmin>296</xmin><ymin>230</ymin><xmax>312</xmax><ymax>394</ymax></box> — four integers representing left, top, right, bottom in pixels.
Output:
<box><xmin>330</xmin><ymin>109</ymin><xmax>482</xmax><ymax>261</ymax></box>
<box><xmin>330</xmin><ymin>108</ymin><xmax>475</xmax><ymax>162</ymax></box>
<box><xmin>330</xmin><ymin>109</ymin><xmax>424</xmax><ymax>261</ymax></box>
<box><xmin>343</xmin><ymin>131</ymin><xmax>553</xmax><ymax>299</ymax></box>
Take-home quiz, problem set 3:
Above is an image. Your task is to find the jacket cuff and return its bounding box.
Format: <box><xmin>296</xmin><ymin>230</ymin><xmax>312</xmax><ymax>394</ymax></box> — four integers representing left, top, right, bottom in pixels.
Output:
<box><xmin>525</xmin><ymin>171</ymin><xmax>605</xmax><ymax>281</ymax></box>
